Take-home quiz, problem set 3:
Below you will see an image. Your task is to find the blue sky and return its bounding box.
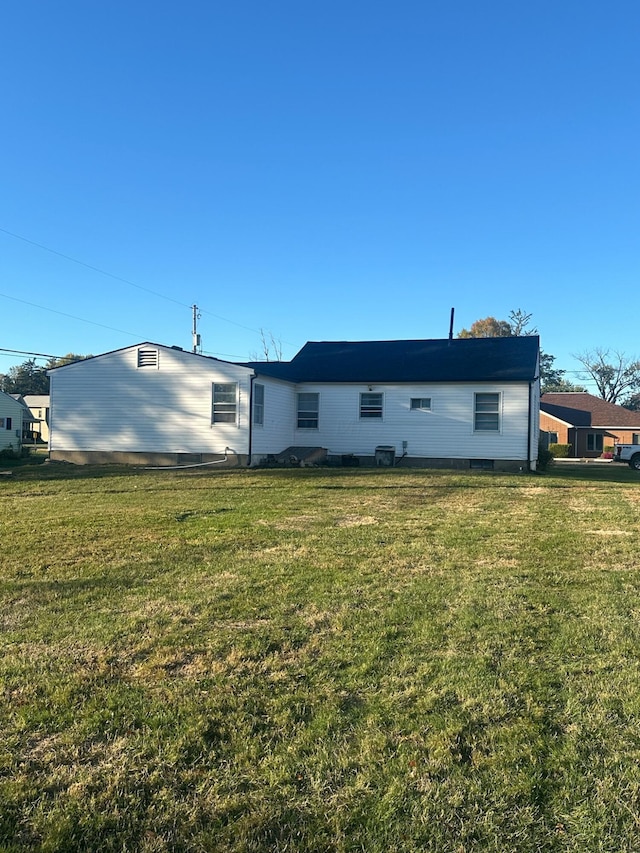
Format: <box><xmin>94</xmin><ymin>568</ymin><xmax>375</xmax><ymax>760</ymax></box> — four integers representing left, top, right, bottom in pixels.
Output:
<box><xmin>2</xmin><ymin>1</ymin><xmax>638</xmax><ymax>390</ymax></box>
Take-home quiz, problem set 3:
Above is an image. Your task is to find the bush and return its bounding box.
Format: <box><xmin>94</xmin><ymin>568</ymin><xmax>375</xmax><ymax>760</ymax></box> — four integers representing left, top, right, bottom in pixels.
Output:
<box><xmin>548</xmin><ymin>443</ymin><xmax>571</xmax><ymax>458</ymax></box>
<box><xmin>538</xmin><ymin>442</ymin><xmax>554</xmax><ymax>470</ymax></box>
<box><xmin>538</xmin><ymin>448</ymin><xmax>553</xmax><ymax>470</ymax></box>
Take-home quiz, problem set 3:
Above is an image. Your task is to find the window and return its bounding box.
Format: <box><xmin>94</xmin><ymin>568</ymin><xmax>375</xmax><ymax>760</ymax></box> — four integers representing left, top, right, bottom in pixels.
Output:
<box><xmin>1</xmin><ymin>417</ymin><xmax>12</xmax><ymax>430</ymax></box>
<box><xmin>548</xmin><ymin>432</ymin><xmax>558</xmax><ymax>444</ymax></box>
<box><xmin>253</xmin><ymin>383</ymin><xmax>264</xmax><ymax>426</ymax></box>
<box><xmin>474</xmin><ymin>393</ymin><xmax>500</xmax><ymax>431</ymax></box>
<box><xmin>410</xmin><ymin>397</ymin><xmax>432</xmax><ymax>411</ymax></box>
<box><xmin>297</xmin><ymin>393</ymin><xmax>319</xmax><ymax>429</ymax></box>
<box><xmin>633</xmin><ymin>434</ymin><xmax>640</xmax><ymax>445</ymax></box>
<box><xmin>137</xmin><ymin>348</ymin><xmax>159</xmax><ymax>368</ymax></box>
<box><xmin>0</xmin><ymin>418</ymin><xmax>4</xmax><ymax>428</ymax></box>
<box><xmin>587</xmin><ymin>433</ymin><xmax>603</xmax><ymax>453</ymax></box>
<box><xmin>212</xmin><ymin>383</ymin><xmax>238</xmax><ymax>424</ymax></box>
<box><xmin>360</xmin><ymin>392</ymin><xmax>383</xmax><ymax>419</ymax></box>
<box><xmin>470</xmin><ymin>459</ymin><xmax>494</xmax><ymax>470</ymax></box>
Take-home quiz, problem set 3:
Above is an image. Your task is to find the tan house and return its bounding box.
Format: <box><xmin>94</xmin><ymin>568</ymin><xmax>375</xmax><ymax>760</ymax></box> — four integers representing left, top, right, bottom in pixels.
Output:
<box><xmin>541</xmin><ymin>392</ymin><xmax>640</xmax><ymax>457</ymax></box>
<box><xmin>24</xmin><ymin>395</ymin><xmax>50</xmax><ymax>443</ymax></box>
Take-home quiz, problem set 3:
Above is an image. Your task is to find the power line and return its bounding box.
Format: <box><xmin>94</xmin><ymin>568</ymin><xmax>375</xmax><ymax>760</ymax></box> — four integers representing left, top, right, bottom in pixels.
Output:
<box><xmin>0</xmin><ymin>347</ymin><xmax>63</xmax><ymax>361</ymax></box>
<box><xmin>0</xmin><ymin>226</ymin><xmax>188</xmax><ymax>308</ymax></box>
<box><xmin>0</xmin><ymin>226</ymin><xmax>296</xmax><ymax>345</ymax></box>
<box><xmin>0</xmin><ymin>292</ymin><xmax>145</xmax><ymax>339</ymax></box>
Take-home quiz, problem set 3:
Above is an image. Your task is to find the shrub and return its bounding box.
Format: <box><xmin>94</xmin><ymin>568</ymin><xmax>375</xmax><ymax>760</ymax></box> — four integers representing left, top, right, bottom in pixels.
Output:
<box><xmin>548</xmin><ymin>443</ymin><xmax>571</xmax><ymax>458</ymax></box>
<box><xmin>538</xmin><ymin>442</ymin><xmax>554</xmax><ymax>470</ymax></box>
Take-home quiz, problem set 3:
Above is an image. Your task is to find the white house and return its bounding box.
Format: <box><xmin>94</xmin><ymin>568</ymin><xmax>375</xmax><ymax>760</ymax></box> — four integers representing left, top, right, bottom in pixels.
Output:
<box><xmin>0</xmin><ymin>391</ymin><xmax>25</xmax><ymax>455</ymax></box>
<box><xmin>48</xmin><ymin>336</ymin><xmax>540</xmax><ymax>471</ymax></box>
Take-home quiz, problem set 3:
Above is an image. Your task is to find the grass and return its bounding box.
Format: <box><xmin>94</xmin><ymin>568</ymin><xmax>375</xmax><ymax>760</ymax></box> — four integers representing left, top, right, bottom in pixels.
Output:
<box><xmin>2</xmin><ymin>461</ymin><xmax>640</xmax><ymax>851</ymax></box>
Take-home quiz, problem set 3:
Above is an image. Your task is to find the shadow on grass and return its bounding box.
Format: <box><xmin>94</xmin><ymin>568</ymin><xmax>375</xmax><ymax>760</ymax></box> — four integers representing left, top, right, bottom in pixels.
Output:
<box><xmin>3</xmin><ymin>458</ymin><xmax>638</xmax><ymax>488</ymax></box>
<box><xmin>540</xmin><ymin>462</ymin><xmax>640</xmax><ymax>485</ymax></box>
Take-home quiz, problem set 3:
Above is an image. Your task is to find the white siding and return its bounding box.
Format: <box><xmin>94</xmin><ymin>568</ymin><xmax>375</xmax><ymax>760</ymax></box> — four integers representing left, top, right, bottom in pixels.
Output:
<box><xmin>250</xmin><ymin>377</ymin><xmax>296</xmax><ymax>457</ymax></box>
<box><xmin>49</xmin><ymin>345</ymin><xmax>253</xmax><ymax>454</ymax></box>
<box><xmin>290</xmin><ymin>382</ymin><xmax>532</xmax><ymax>460</ymax></box>
<box><xmin>0</xmin><ymin>393</ymin><xmax>22</xmax><ymax>452</ymax></box>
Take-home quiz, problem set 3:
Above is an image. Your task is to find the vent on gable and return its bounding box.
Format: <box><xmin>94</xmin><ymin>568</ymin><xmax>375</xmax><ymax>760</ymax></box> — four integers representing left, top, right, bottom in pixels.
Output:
<box><xmin>137</xmin><ymin>348</ymin><xmax>159</xmax><ymax>368</ymax></box>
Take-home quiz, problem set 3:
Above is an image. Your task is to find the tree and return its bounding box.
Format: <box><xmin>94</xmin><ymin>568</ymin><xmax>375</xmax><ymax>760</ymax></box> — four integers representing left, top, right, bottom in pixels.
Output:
<box><xmin>622</xmin><ymin>392</ymin><xmax>640</xmax><ymax>411</ymax></box>
<box><xmin>249</xmin><ymin>329</ymin><xmax>283</xmax><ymax>362</ymax></box>
<box><xmin>540</xmin><ymin>351</ymin><xmax>586</xmax><ymax>394</ymax></box>
<box><xmin>507</xmin><ymin>308</ymin><xmax>537</xmax><ymax>337</ymax></box>
<box><xmin>457</xmin><ymin>316</ymin><xmax>513</xmax><ymax>338</ymax></box>
<box><xmin>457</xmin><ymin>310</ymin><xmax>585</xmax><ymax>394</ymax></box>
<box><xmin>0</xmin><ymin>359</ymin><xmax>48</xmax><ymax>395</ymax></box>
<box><xmin>0</xmin><ymin>354</ymin><xmax>91</xmax><ymax>395</ymax></box>
<box><xmin>457</xmin><ymin>308</ymin><xmax>537</xmax><ymax>339</ymax></box>
<box><xmin>45</xmin><ymin>353</ymin><xmax>91</xmax><ymax>371</ymax></box>
<box><xmin>573</xmin><ymin>348</ymin><xmax>640</xmax><ymax>404</ymax></box>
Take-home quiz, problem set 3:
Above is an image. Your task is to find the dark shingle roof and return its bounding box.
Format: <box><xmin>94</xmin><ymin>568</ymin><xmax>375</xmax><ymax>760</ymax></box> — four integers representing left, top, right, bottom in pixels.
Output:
<box><xmin>541</xmin><ymin>393</ymin><xmax>640</xmax><ymax>428</ymax></box>
<box><xmin>243</xmin><ymin>336</ymin><xmax>539</xmax><ymax>383</ymax></box>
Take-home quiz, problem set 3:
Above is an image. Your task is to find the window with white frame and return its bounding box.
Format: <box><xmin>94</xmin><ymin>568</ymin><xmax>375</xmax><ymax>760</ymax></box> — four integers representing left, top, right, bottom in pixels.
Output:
<box><xmin>410</xmin><ymin>397</ymin><xmax>432</xmax><ymax>411</ymax></box>
<box><xmin>297</xmin><ymin>393</ymin><xmax>319</xmax><ymax>429</ymax></box>
<box><xmin>212</xmin><ymin>383</ymin><xmax>238</xmax><ymax>424</ymax></box>
<box><xmin>587</xmin><ymin>433</ymin><xmax>603</xmax><ymax>453</ymax></box>
<box><xmin>360</xmin><ymin>392</ymin><xmax>383</xmax><ymax>419</ymax></box>
<box><xmin>253</xmin><ymin>383</ymin><xmax>264</xmax><ymax>426</ymax></box>
<box><xmin>474</xmin><ymin>393</ymin><xmax>500</xmax><ymax>432</ymax></box>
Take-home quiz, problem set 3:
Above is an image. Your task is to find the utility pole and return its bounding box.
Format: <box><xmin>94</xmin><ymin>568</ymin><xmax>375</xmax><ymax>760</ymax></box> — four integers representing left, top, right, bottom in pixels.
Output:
<box><xmin>192</xmin><ymin>304</ymin><xmax>201</xmax><ymax>353</ymax></box>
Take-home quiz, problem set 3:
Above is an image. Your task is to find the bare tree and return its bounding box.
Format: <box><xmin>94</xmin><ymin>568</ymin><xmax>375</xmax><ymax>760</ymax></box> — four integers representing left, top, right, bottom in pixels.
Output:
<box><xmin>573</xmin><ymin>348</ymin><xmax>640</xmax><ymax>403</ymax></box>
<box><xmin>249</xmin><ymin>329</ymin><xmax>283</xmax><ymax>362</ymax></box>
<box><xmin>508</xmin><ymin>308</ymin><xmax>537</xmax><ymax>336</ymax></box>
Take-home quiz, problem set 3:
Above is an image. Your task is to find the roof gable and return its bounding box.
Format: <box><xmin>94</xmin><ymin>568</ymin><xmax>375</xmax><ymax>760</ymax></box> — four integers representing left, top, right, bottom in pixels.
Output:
<box><xmin>47</xmin><ymin>342</ymin><xmax>248</xmax><ymax>373</ymax></box>
<box><xmin>541</xmin><ymin>392</ymin><xmax>640</xmax><ymax>428</ymax></box>
<box><xmin>247</xmin><ymin>336</ymin><xmax>540</xmax><ymax>383</ymax></box>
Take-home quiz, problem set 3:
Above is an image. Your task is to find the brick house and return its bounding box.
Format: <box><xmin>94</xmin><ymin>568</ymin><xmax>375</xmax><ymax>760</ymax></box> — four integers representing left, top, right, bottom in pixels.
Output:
<box><xmin>540</xmin><ymin>392</ymin><xmax>640</xmax><ymax>458</ymax></box>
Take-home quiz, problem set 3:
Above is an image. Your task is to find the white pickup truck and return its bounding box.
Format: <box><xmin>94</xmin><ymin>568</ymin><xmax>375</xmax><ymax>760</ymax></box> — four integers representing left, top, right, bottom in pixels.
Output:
<box><xmin>613</xmin><ymin>444</ymin><xmax>640</xmax><ymax>470</ymax></box>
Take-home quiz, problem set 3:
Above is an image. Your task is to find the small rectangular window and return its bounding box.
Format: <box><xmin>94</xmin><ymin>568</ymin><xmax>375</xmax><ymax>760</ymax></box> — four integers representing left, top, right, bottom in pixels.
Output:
<box><xmin>0</xmin><ymin>418</ymin><xmax>4</xmax><ymax>428</ymax></box>
<box><xmin>587</xmin><ymin>433</ymin><xmax>603</xmax><ymax>452</ymax></box>
<box><xmin>548</xmin><ymin>432</ymin><xmax>558</xmax><ymax>444</ymax></box>
<box><xmin>212</xmin><ymin>383</ymin><xmax>238</xmax><ymax>424</ymax></box>
<box><xmin>5</xmin><ymin>417</ymin><xmax>11</xmax><ymax>431</ymax></box>
<box><xmin>360</xmin><ymin>392</ymin><xmax>383</xmax><ymax>419</ymax></box>
<box><xmin>297</xmin><ymin>393</ymin><xmax>319</xmax><ymax>429</ymax></box>
<box><xmin>410</xmin><ymin>397</ymin><xmax>432</xmax><ymax>410</ymax></box>
<box><xmin>470</xmin><ymin>459</ymin><xmax>494</xmax><ymax>470</ymax></box>
<box><xmin>474</xmin><ymin>393</ymin><xmax>500</xmax><ymax>432</ymax></box>
<box><xmin>253</xmin><ymin>383</ymin><xmax>264</xmax><ymax>426</ymax></box>
<box><xmin>137</xmin><ymin>348</ymin><xmax>159</xmax><ymax>368</ymax></box>
<box><xmin>633</xmin><ymin>434</ymin><xmax>640</xmax><ymax>445</ymax></box>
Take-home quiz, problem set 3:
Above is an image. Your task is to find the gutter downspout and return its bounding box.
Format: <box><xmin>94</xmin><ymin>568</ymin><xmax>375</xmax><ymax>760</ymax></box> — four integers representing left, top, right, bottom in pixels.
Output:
<box><xmin>528</xmin><ymin>379</ymin><xmax>534</xmax><ymax>471</ymax></box>
<box><xmin>247</xmin><ymin>373</ymin><xmax>255</xmax><ymax>466</ymax></box>
<box><xmin>528</xmin><ymin>367</ymin><xmax>540</xmax><ymax>472</ymax></box>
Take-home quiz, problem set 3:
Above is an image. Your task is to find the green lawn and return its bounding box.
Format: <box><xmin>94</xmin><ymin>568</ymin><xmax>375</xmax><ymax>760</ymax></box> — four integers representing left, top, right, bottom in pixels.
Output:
<box><xmin>2</xmin><ymin>462</ymin><xmax>640</xmax><ymax>852</ymax></box>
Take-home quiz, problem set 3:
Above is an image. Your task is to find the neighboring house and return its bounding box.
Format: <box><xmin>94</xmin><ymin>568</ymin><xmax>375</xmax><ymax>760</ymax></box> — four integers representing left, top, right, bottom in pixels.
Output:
<box><xmin>10</xmin><ymin>394</ymin><xmax>43</xmax><ymax>443</ymax></box>
<box><xmin>23</xmin><ymin>395</ymin><xmax>50</xmax><ymax>443</ymax></box>
<box><xmin>0</xmin><ymin>391</ymin><xmax>25</xmax><ymax>455</ymax></box>
<box><xmin>540</xmin><ymin>392</ymin><xmax>640</xmax><ymax>457</ymax></box>
<box><xmin>48</xmin><ymin>336</ymin><xmax>540</xmax><ymax>470</ymax></box>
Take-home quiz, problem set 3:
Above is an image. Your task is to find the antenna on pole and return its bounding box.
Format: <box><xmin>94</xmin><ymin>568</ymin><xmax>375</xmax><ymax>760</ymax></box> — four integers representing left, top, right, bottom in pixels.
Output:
<box><xmin>192</xmin><ymin>304</ymin><xmax>202</xmax><ymax>353</ymax></box>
